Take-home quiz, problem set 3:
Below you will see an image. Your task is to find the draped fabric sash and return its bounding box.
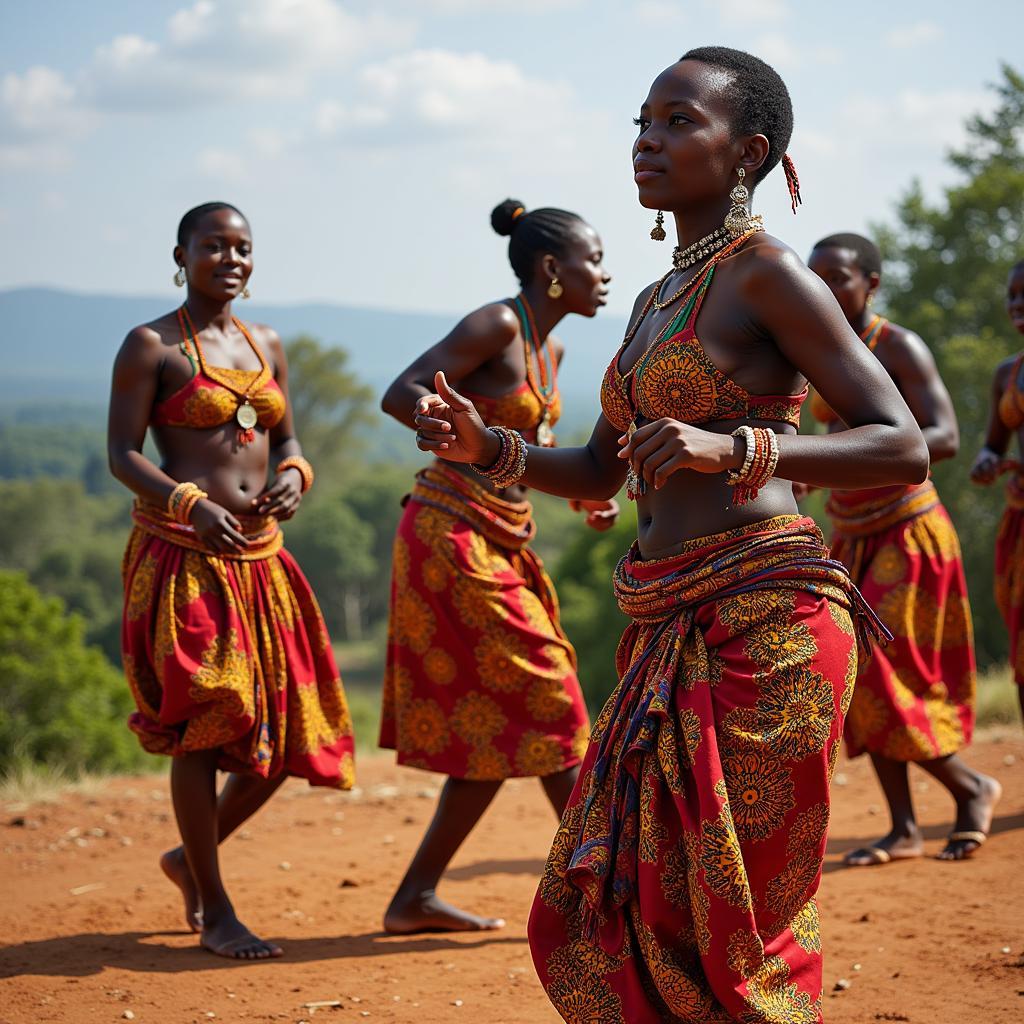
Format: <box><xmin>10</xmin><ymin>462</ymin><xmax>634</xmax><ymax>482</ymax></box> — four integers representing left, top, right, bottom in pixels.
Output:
<box><xmin>132</xmin><ymin>501</ymin><xmax>283</xmax><ymax>560</ymax></box>
<box><xmin>566</xmin><ymin>516</ymin><xmax>888</xmax><ymax>945</ymax></box>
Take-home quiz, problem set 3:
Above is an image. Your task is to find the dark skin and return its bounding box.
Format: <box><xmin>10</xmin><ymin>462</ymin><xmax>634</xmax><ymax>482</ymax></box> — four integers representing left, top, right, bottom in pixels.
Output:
<box><xmin>380</xmin><ymin>222</ymin><xmax>615</xmax><ymax>934</ymax></box>
<box><xmin>971</xmin><ymin>264</ymin><xmax>1024</xmax><ymax>721</ymax></box>
<box><xmin>108</xmin><ymin>207</ymin><xmax>310</xmax><ymax>960</ymax></box>
<box><xmin>807</xmin><ymin>244</ymin><xmax>1001</xmax><ymax>864</ymax></box>
<box><xmin>415</xmin><ymin>61</ymin><xmax>929</xmax><ymax>562</ymax></box>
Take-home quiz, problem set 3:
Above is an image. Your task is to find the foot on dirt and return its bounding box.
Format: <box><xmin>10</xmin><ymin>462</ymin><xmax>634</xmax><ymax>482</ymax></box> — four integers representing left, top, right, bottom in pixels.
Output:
<box><xmin>938</xmin><ymin>775</ymin><xmax>1002</xmax><ymax>861</ymax></box>
<box><xmin>159</xmin><ymin>847</ymin><xmax>202</xmax><ymax>933</ymax></box>
<box><xmin>843</xmin><ymin>829</ymin><xmax>924</xmax><ymax>867</ymax></box>
<box><xmin>383</xmin><ymin>890</ymin><xmax>505</xmax><ymax>934</ymax></box>
<box><xmin>200</xmin><ymin>914</ymin><xmax>283</xmax><ymax>960</ymax></box>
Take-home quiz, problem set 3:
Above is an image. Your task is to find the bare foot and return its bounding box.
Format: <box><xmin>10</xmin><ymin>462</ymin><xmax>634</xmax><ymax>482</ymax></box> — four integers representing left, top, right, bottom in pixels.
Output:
<box><xmin>843</xmin><ymin>828</ymin><xmax>924</xmax><ymax>867</ymax></box>
<box><xmin>938</xmin><ymin>775</ymin><xmax>1002</xmax><ymax>861</ymax></box>
<box><xmin>200</xmin><ymin>912</ymin><xmax>283</xmax><ymax>960</ymax></box>
<box><xmin>383</xmin><ymin>890</ymin><xmax>505</xmax><ymax>934</ymax></box>
<box><xmin>159</xmin><ymin>848</ymin><xmax>202</xmax><ymax>933</ymax></box>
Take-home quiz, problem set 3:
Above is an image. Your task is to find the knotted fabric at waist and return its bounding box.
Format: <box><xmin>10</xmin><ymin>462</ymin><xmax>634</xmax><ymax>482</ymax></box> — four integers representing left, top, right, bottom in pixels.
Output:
<box><xmin>826</xmin><ymin>479</ymin><xmax>939</xmax><ymax>538</ymax></box>
<box><xmin>131</xmin><ymin>501</ymin><xmax>283</xmax><ymax>560</ymax></box>
<box><xmin>408</xmin><ymin>461</ymin><xmax>536</xmax><ymax>551</ymax></box>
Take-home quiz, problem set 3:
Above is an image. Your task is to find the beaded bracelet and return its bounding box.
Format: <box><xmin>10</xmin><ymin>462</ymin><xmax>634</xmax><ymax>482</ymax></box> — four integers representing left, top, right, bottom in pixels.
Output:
<box><xmin>277</xmin><ymin>455</ymin><xmax>315</xmax><ymax>494</ymax></box>
<box><xmin>727</xmin><ymin>426</ymin><xmax>756</xmax><ymax>485</ymax></box>
<box><xmin>728</xmin><ymin>427</ymin><xmax>779</xmax><ymax>506</ymax></box>
<box><xmin>167</xmin><ymin>481</ymin><xmax>208</xmax><ymax>524</ymax></box>
<box><xmin>472</xmin><ymin>426</ymin><xmax>528</xmax><ymax>488</ymax></box>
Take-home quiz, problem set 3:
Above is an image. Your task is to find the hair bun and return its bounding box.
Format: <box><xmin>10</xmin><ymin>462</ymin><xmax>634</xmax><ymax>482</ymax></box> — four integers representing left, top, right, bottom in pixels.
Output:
<box><xmin>491</xmin><ymin>198</ymin><xmax>526</xmax><ymax>237</ymax></box>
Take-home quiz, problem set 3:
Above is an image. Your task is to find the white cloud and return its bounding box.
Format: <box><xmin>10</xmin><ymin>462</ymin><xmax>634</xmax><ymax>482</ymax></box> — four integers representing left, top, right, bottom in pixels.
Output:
<box><xmin>842</xmin><ymin>88</ymin><xmax>992</xmax><ymax>150</ymax></box>
<box><xmin>636</xmin><ymin>2</ymin><xmax>687</xmax><ymax>26</ymax></box>
<box><xmin>85</xmin><ymin>0</ymin><xmax>415</xmax><ymax>111</ymax></box>
<box><xmin>883</xmin><ymin>21</ymin><xmax>943</xmax><ymax>49</ymax></box>
<box><xmin>407</xmin><ymin>0</ymin><xmax>583</xmax><ymax>11</ymax></box>
<box><xmin>319</xmin><ymin>49</ymin><xmax>573</xmax><ymax>149</ymax></box>
<box><xmin>753</xmin><ymin>33</ymin><xmax>842</xmax><ymax>69</ymax></box>
<box><xmin>0</xmin><ymin>66</ymin><xmax>84</xmax><ymax>167</ymax></box>
<box><xmin>710</xmin><ymin>0</ymin><xmax>789</xmax><ymax>24</ymax></box>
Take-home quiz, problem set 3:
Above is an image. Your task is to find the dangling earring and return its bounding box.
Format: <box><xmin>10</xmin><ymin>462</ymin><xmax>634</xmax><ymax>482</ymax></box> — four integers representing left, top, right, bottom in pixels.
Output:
<box><xmin>173</xmin><ymin>266</ymin><xmax>186</xmax><ymax>287</ymax></box>
<box><xmin>650</xmin><ymin>210</ymin><xmax>666</xmax><ymax>242</ymax></box>
<box><xmin>242</xmin><ymin>286</ymin><xmax>251</xmax><ymax>299</ymax></box>
<box><xmin>866</xmin><ymin>292</ymin><xmax>875</xmax><ymax>307</ymax></box>
<box><xmin>547</xmin><ymin>277</ymin><xmax>563</xmax><ymax>300</ymax></box>
<box><xmin>724</xmin><ymin>166</ymin><xmax>751</xmax><ymax>238</ymax></box>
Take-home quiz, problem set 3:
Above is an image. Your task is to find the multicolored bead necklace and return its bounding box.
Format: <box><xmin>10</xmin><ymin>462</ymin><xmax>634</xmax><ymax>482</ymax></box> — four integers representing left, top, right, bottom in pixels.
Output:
<box><xmin>514</xmin><ymin>294</ymin><xmax>558</xmax><ymax>447</ymax></box>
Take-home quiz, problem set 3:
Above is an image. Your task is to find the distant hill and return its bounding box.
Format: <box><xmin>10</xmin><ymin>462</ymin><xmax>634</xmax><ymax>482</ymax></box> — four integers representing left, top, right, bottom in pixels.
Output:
<box><xmin>0</xmin><ymin>287</ymin><xmax>624</xmax><ymax>435</ymax></box>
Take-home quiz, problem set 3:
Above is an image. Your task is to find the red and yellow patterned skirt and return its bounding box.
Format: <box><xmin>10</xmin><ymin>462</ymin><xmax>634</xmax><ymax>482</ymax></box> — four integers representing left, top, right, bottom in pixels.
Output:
<box><xmin>996</xmin><ymin>474</ymin><xmax>1024</xmax><ymax>685</ymax></box>
<box><xmin>121</xmin><ymin>503</ymin><xmax>355</xmax><ymax>788</ymax></box>
<box><xmin>829</xmin><ymin>481</ymin><xmax>976</xmax><ymax>760</ymax></box>
<box><xmin>380</xmin><ymin>463</ymin><xmax>589</xmax><ymax>780</ymax></box>
<box><xmin>528</xmin><ymin>516</ymin><xmax>882</xmax><ymax>1024</ymax></box>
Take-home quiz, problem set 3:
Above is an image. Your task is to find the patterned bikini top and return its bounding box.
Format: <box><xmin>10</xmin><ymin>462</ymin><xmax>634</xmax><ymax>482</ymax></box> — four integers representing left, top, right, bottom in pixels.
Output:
<box><xmin>151</xmin><ymin>312</ymin><xmax>286</xmax><ymax>430</ymax></box>
<box><xmin>461</xmin><ymin>381</ymin><xmax>562</xmax><ymax>445</ymax></box>
<box><xmin>151</xmin><ymin>367</ymin><xmax>286</xmax><ymax>429</ymax></box>
<box><xmin>999</xmin><ymin>352</ymin><xmax>1024</xmax><ymax>430</ymax></box>
<box><xmin>809</xmin><ymin>315</ymin><xmax>889</xmax><ymax>426</ymax></box>
<box><xmin>600</xmin><ymin>267</ymin><xmax>807</xmax><ymax>433</ymax></box>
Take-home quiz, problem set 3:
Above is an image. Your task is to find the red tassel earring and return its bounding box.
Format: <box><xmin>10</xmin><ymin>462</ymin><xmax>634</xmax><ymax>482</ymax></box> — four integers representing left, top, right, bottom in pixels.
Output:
<box><xmin>782</xmin><ymin>154</ymin><xmax>802</xmax><ymax>214</ymax></box>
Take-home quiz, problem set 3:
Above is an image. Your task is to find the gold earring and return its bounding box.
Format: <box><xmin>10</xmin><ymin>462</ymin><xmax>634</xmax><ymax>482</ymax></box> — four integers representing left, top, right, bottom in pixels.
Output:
<box><xmin>173</xmin><ymin>267</ymin><xmax>186</xmax><ymax>287</ymax></box>
<box><xmin>866</xmin><ymin>293</ymin><xmax>875</xmax><ymax>307</ymax></box>
<box><xmin>650</xmin><ymin>210</ymin><xmax>666</xmax><ymax>242</ymax></box>
<box><xmin>547</xmin><ymin>277</ymin><xmax>563</xmax><ymax>300</ymax></box>
<box><xmin>724</xmin><ymin>166</ymin><xmax>751</xmax><ymax>238</ymax></box>
<box><xmin>242</xmin><ymin>286</ymin><xmax>251</xmax><ymax>299</ymax></box>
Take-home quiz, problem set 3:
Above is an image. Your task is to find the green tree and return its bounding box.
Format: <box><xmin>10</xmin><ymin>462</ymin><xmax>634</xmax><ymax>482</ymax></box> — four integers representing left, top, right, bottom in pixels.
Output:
<box><xmin>0</xmin><ymin>571</ymin><xmax>150</xmax><ymax>774</ymax></box>
<box><xmin>285</xmin><ymin>335</ymin><xmax>376</xmax><ymax>474</ymax></box>
<box><xmin>552</xmin><ymin>514</ymin><xmax>634</xmax><ymax>712</ymax></box>
<box><xmin>875</xmin><ymin>63</ymin><xmax>1024</xmax><ymax>667</ymax></box>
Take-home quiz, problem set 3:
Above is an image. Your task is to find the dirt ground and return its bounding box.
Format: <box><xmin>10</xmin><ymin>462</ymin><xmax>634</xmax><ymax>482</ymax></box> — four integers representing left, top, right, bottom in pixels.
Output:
<box><xmin>2</xmin><ymin>731</ymin><xmax>1022</xmax><ymax>1024</ymax></box>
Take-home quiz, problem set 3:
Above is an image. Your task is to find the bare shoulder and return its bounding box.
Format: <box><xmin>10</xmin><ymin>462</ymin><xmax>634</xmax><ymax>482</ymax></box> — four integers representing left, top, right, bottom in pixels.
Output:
<box><xmin>457</xmin><ymin>299</ymin><xmax>520</xmax><ymax>341</ymax></box>
<box><xmin>994</xmin><ymin>351</ymin><xmax>1023</xmax><ymax>387</ymax></box>
<box><xmin>731</xmin><ymin>233</ymin><xmax>807</xmax><ymax>291</ymax></box>
<box><xmin>118</xmin><ymin>316</ymin><xmax>174</xmax><ymax>364</ymax></box>
<box><xmin>880</xmin><ymin>320</ymin><xmax>931</xmax><ymax>359</ymax></box>
<box><xmin>246</xmin><ymin>321</ymin><xmax>284</xmax><ymax>353</ymax></box>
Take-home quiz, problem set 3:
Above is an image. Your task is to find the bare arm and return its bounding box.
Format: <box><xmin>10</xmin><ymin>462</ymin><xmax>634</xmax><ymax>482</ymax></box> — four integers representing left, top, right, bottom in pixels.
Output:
<box><xmin>255</xmin><ymin>330</ymin><xmax>305</xmax><ymax>519</ymax></box>
<box><xmin>971</xmin><ymin>357</ymin><xmax>1015</xmax><ymax>484</ymax></box>
<box><xmin>747</xmin><ymin>248</ymin><xmax>929</xmax><ymax>488</ymax></box>
<box><xmin>381</xmin><ymin>303</ymin><xmax>519</xmax><ymax>429</ymax></box>
<box><xmin>882</xmin><ymin>326</ymin><xmax>959</xmax><ymax>462</ymax></box>
<box><xmin>107</xmin><ymin>327</ymin><xmax>182</xmax><ymax>507</ymax></box>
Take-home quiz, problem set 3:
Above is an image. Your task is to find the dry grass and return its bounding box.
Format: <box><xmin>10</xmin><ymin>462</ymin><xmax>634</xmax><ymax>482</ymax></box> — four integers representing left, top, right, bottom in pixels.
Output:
<box><xmin>976</xmin><ymin>662</ymin><xmax>1020</xmax><ymax>727</ymax></box>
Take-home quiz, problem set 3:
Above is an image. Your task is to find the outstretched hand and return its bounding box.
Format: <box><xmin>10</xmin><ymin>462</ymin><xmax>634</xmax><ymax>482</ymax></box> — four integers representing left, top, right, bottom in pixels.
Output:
<box><xmin>569</xmin><ymin>498</ymin><xmax>620</xmax><ymax>532</ymax></box>
<box><xmin>414</xmin><ymin>371</ymin><xmax>498</xmax><ymax>465</ymax></box>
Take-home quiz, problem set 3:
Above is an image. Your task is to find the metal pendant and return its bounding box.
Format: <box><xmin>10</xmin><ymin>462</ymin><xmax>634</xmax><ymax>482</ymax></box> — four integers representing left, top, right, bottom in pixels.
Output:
<box><xmin>536</xmin><ymin>411</ymin><xmax>555</xmax><ymax>447</ymax></box>
<box><xmin>236</xmin><ymin>400</ymin><xmax>258</xmax><ymax>430</ymax></box>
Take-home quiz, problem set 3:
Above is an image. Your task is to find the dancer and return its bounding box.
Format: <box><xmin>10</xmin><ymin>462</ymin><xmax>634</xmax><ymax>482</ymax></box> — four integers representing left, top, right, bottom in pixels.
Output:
<box><xmin>379</xmin><ymin>199</ymin><xmax>616</xmax><ymax>934</ymax></box>
<box><xmin>108</xmin><ymin>202</ymin><xmax>355</xmax><ymax>960</ymax></box>
<box><xmin>807</xmin><ymin>233</ymin><xmax>1000</xmax><ymax>865</ymax></box>
<box><xmin>971</xmin><ymin>258</ymin><xmax>1024</xmax><ymax>719</ymax></box>
<box><xmin>413</xmin><ymin>47</ymin><xmax>929</xmax><ymax>1024</ymax></box>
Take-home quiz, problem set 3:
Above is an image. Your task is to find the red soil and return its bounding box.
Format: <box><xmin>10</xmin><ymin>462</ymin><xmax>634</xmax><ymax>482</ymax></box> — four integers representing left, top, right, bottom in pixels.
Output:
<box><xmin>2</xmin><ymin>731</ymin><xmax>1022</xmax><ymax>1024</ymax></box>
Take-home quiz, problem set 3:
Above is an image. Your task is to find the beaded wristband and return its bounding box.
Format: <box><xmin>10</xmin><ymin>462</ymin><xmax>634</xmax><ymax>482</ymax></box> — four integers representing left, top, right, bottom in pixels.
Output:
<box><xmin>729</xmin><ymin>427</ymin><xmax>779</xmax><ymax>506</ymax></box>
<box><xmin>727</xmin><ymin>425</ymin><xmax>756</xmax><ymax>485</ymax></box>
<box><xmin>472</xmin><ymin>427</ymin><xmax>527</xmax><ymax>488</ymax></box>
<box><xmin>277</xmin><ymin>455</ymin><xmax>314</xmax><ymax>494</ymax></box>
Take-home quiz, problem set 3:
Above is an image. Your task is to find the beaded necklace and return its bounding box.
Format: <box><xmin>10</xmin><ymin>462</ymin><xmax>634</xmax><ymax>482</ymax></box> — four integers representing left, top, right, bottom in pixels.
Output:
<box><xmin>615</xmin><ymin>227</ymin><xmax>764</xmax><ymax>498</ymax></box>
<box><xmin>177</xmin><ymin>305</ymin><xmax>271</xmax><ymax>446</ymax></box>
<box><xmin>514</xmin><ymin>294</ymin><xmax>558</xmax><ymax>446</ymax></box>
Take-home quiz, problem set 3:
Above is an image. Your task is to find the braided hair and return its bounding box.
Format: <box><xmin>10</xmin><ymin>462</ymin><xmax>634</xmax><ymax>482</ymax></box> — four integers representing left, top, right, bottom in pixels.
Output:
<box><xmin>491</xmin><ymin>198</ymin><xmax>584</xmax><ymax>287</ymax></box>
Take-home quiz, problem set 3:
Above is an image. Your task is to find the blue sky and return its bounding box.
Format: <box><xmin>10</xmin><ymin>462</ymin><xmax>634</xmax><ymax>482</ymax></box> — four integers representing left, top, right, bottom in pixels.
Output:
<box><xmin>1</xmin><ymin>0</ymin><xmax>1021</xmax><ymax>316</ymax></box>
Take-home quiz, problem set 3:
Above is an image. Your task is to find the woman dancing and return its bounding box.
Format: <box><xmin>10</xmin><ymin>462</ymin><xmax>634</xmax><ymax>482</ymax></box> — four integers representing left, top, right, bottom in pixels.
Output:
<box><xmin>413</xmin><ymin>48</ymin><xmax>928</xmax><ymax>1023</ymax></box>
<box><xmin>379</xmin><ymin>199</ymin><xmax>616</xmax><ymax>934</ymax></box>
<box><xmin>108</xmin><ymin>202</ymin><xmax>355</xmax><ymax>960</ymax></box>
<box><xmin>807</xmin><ymin>233</ymin><xmax>1000</xmax><ymax>864</ymax></box>
<box><xmin>971</xmin><ymin>258</ymin><xmax>1024</xmax><ymax>720</ymax></box>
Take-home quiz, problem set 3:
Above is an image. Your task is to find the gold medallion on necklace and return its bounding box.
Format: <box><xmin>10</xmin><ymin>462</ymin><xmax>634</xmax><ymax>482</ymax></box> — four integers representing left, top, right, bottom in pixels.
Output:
<box><xmin>236</xmin><ymin>400</ymin><xmax>258</xmax><ymax>430</ymax></box>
